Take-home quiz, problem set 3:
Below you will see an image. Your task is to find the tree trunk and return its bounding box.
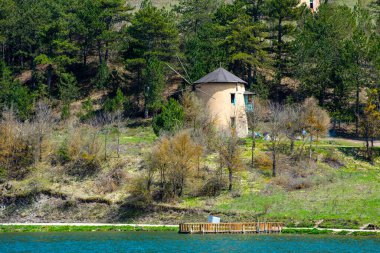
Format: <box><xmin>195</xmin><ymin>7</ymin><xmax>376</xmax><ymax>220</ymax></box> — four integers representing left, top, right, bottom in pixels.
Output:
<box><xmin>251</xmin><ymin>131</ymin><xmax>256</xmax><ymax>167</ymax></box>
<box><xmin>365</xmin><ymin>126</ymin><xmax>370</xmax><ymax>161</ymax></box>
<box><xmin>117</xmin><ymin>134</ymin><xmax>120</xmax><ymax>158</ymax></box>
<box><xmin>228</xmin><ymin>167</ymin><xmax>233</xmax><ymax>191</ymax></box>
<box><xmin>290</xmin><ymin>138</ymin><xmax>295</xmax><ymax>154</ymax></box>
<box><xmin>39</xmin><ymin>135</ymin><xmax>43</xmax><ymax>162</ymax></box>
<box><xmin>276</xmin><ymin>17</ymin><xmax>283</xmax><ymax>102</ymax></box>
<box><xmin>272</xmin><ymin>151</ymin><xmax>277</xmax><ymax>177</ymax></box>
<box><xmin>144</xmin><ymin>85</ymin><xmax>150</xmax><ymax>118</ymax></box>
<box><xmin>248</xmin><ymin>64</ymin><xmax>253</xmax><ymax>89</ymax></box>
<box><xmin>83</xmin><ymin>49</ymin><xmax>87</xmax><ymax>66</ymax></box>
<box><xmin>370</xmin><ymin>137</ymin><xmax>374</xmax><ymax>164</ymax></box>
<box><xmin>355</xmin><ymin>75</ymin><xmax>360</xmax><ymax>136</ymax></box>
<box><xmin>97</xmin><ymin>41</ymin><xmax>103</xmax><ymax>65</ymax></box>
<box><xmin>2</xmin><ymin>42</ymin><xmax>5</xmax><ymax>61</ymax></box>
<box><xmin>47</xmin><ymin>64</ymin><xmax>53</xmax><ymax>93</ymax></box>
<box><xmin>105</xmin><ymin>42</ymin><xmax>109</xmax><ymax>63</ymax></box>
<box><xmin>309</xmin><ymin>136</ymin><xmax>313</xmax><ymax>160</ymax></box>
<box><xmin>104</xmin><ymin>131</ymin><xmax>107</xmax><ymax>161</ymax></box>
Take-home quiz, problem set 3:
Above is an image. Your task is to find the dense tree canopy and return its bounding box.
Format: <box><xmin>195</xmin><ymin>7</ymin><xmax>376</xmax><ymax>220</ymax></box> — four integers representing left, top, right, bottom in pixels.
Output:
<box><xmin>0</xmin><ymin>0</ymin><xmax>378</xmax><ymax>138</ymax></box>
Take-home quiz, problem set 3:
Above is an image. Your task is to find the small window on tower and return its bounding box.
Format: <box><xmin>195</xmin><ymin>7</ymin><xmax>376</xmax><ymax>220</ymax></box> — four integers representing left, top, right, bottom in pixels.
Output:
<box><xmin>231</xmin><ymin>93</ymin><xmax>236</xmax><ymax>105</ymax></box>
<box><xmin>310</xmin><ymin>0</ymin><xmax>314</xmax><ymax>9</ymax></box>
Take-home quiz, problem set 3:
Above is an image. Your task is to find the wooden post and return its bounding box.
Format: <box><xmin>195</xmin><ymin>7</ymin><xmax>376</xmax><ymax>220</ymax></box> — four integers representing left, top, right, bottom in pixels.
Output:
<box><xmin>257</xmin><ymin>220</ymin><xmax>260</xmax><ymax>233</ymax></box>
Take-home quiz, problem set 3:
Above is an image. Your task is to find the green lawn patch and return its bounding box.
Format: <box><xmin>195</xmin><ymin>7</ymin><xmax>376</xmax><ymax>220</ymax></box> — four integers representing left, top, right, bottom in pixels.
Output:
<box><xmin>0</xmin><ymin>225</ymin><xmax>178</xmax><ymax>233</ymax></box>
<box><xmin>282</xmin><ymin>228</ymin><xmax>333</xmax><ymax>235</ymax></box>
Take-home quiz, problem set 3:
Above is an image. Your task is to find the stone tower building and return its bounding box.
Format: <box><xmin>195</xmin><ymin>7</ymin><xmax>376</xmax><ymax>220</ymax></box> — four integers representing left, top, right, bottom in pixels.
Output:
<box><xmin>194</xmin><ymin>68</ymin><xmax>253</xmax><ymax>138</ymax></box>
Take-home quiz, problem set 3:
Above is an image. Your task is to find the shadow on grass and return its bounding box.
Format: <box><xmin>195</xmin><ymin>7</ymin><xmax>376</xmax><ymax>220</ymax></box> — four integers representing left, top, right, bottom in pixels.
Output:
<box><xmin>337</xmin><ymin>147</ymin><xmax>380</xmax><ymax>162</ymax></box>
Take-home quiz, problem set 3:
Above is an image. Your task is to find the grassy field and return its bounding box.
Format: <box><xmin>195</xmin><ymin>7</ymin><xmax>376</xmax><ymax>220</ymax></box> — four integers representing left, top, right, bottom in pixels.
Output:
<box><xmin>177</xmin><ymin>135</ymin><xmax>380</xmax><ymax>228</ymax></box>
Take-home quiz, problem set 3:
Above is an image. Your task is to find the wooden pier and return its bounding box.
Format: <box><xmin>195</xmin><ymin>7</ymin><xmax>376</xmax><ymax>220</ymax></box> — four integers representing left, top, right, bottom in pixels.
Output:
<box><xmin>179</xmin><ymin>222</ymin><xmax>284</xmax><ymax>234</ymax></box>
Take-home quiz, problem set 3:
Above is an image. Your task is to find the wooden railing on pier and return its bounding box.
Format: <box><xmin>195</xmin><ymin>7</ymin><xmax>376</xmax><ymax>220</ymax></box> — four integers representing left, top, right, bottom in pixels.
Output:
<box><xmin>179</xmin><ymin>222</ymin><xmax>284</xmax><ymax>234</ymax></box>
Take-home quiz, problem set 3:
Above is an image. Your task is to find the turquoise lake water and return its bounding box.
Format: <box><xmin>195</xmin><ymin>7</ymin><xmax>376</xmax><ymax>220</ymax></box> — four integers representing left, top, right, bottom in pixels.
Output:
<box><xmin>0</xmin><ymin>232</ymin><xmax>379</xmax><ymax>253</ymax></box>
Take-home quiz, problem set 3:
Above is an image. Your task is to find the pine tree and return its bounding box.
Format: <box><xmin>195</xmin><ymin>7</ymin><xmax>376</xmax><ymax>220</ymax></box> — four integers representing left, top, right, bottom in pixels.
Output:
<box><xmin>143</xmin><ymin>58</ymin><xmax>165</xmax><ymax>117</ymax></box>
<box><xmin>124</xmin><ymin>0</ymin><xmax>179</xmax><ymax>114</ymax></box>
<box><xmin>225</xmin><ymin>13</ymin><xmax>269</xmax><ymax>88</ymax></box>
<box><xmin>265</xmin><ymin>0</ymin><xmax>300</xmax><ymax>101</ymax></box>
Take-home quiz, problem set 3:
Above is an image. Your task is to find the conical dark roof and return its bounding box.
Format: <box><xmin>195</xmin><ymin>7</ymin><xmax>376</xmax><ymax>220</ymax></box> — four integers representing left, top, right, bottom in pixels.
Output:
<box><xmin>193</xmin><ymin>67</ymin><xmax>247</xmax><ymax>84</ymax></box>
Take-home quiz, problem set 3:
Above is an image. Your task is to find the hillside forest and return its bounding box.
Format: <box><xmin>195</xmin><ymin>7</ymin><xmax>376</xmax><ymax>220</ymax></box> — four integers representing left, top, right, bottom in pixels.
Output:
<box><xmin>0</xmin><ymin>0</ymin><xmax>379</xmax><ymax>227</ymax></box>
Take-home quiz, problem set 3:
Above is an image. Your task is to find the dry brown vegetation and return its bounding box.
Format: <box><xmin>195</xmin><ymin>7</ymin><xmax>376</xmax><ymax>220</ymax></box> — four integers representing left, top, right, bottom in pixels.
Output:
<box><xmin>145</xmin><ymin>131</ymin><xmax>203</xmax><ymax>201</ymax></box>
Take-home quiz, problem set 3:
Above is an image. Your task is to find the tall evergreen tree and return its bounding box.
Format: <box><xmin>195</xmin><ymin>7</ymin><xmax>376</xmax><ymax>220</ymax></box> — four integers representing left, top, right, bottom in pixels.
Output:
<box><xmin>175</xmin><ymin>0</ymin><xmax>221</xmax><ymax>35</ymax></box>
<box><xmin>225</xmin><ymin>12</ymin><xmax>269</xmax><ymax>89</ymax></box>
<box><xmin>265</xmin><ymin>0</ymin><xmax>300</xmax><ymax>101</ymax></box>
<box><xmin>143</xmin><ymin>58</ymin><xmax>165</xmax><ymax>117</ymax></box>
<box><xmin>294</xmin><ymin>4</ymin><xmax>356</xmax><ymax>123</ymax></box>
<box><xmin>124</xmin><ymin>0</ymin><xmax>179</xmax><ymax>116</ymax></box>
<box><xmin>343</xmin><ymin>5</ymin><xmax>374</xmax><ymax>134</ymax></box>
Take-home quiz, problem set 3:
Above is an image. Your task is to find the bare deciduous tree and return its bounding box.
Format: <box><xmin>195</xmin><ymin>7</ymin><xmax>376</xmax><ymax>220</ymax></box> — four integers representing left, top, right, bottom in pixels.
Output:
<box><xmin>147</xmin><ymin>131</ymin><xmax>203</xmax><ymax>200</ymax></box>
<box><xmin>33</xmin><ymin>101</ymin><xmax>54</xmax><ymax>163</ymax></box>
<box><xmin>218</xmin><ymin>129</ymin><xmax>244</xmax><ymax>191</ymax></box>
<box><xmin>282</xmin><ymin>104</ymin><xmax>302</xmax><ymax>155</ymax></box>
<box><xmin>300</xmin><ymin>98</ymin><xmax>330</xmax><ymax>160</ymax></box>
<box><xmin>267</xmin><ymin>103</ymin><xmax>285</xmax><ymax>177</ymax></box>
<box><xmin>247</xmin><ymin>98</ymin><xmax>268</xmax><ymax>167</ymax></box>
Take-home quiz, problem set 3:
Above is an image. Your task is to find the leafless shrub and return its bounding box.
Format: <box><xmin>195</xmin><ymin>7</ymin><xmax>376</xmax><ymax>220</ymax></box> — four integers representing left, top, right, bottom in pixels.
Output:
<box><xmin>272</xmin><ymin>160</ymin><xmax>326</xmax><ymax>191</ymax></box>
<box><xmin>145</xmin><ymin>131</ymin><xmax>203</xmax><ymax>201</ymax></box>
<box><xmin>247</xmin><ymin>98</ymin><xmax>269</xmax><ymax>166</ymax></box>
<box><xmin>198</xmin><ymin>176</ymin><xmax>227</xmax><ymax>197</ymax></box>
<box><xmin>65</xmin><ymin>154</ymin><xmax>101</xmax><ymax>180</ymax></box>
<box><xmin>128</xmin><ymin>175</ymin><xmax>153</xmax><ymax>206</ymax></box>
<box><xmin>32</xmin><ymin>101</ymin><xmax>55</xmax><ymax>163</ymax></box>
<box><xmin>218</xmin><ymin>129</ymin><xmax>245</xmax><ymax>191</ymax></box>
<box><xmin>0</xmin><ymin>108</ymin><xmax>33</xmax><ymax>180</ymax></box>
<box><xmin>300</xmin><ymin>97</ymin><xmax>330</xmax><ymax>159</ymax></box>
<box><xmin>95</xmin><ymin>163</ymin><xmax>127</xmax><ymax>193</ymax></box>
<box><xmin>65</xmin><ymin>125</ymin><xmax>103</xmax><ymax>161</ymax></box>
<box><xmin>267</xmin><ymin>103</ymin><xmax>286</xmax><ymax>177</ymax></box>
<box><xmin>54</xmin><ymin>124</ymin><xmax>103</xmax><ymax>180</ymax></box>
<box><xmin>253</xmin><ymin>152</ymin><xmax>273</xmax><ymax>175</ymax></box>
<box><xmin>182</xmin><ymin>92</ymin><xmax>218</xmax><ymax>151</ymax></box>
<box><xmin>282</xmin><ymin>104</ymin><xmax>302</xmax><ymax>155</ymax></box>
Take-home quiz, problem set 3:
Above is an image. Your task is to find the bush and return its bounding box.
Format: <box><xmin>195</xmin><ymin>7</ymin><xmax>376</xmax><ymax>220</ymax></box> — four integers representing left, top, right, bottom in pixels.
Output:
<box><xmin>61</xmin><ymin>104</ymin><xmax>71</xmax><ymax>120</ymax></box>
<box><xmin>198</xmin><ymin>176</ymin><xmax>227</xmax><ymax>197</ymax></box>
<box><xmin>319</xmin><ymin>219</ymin><xmax>360</xmax><ymax>229</ymax></box>
<box><xmin>128</xmin><ymin>175</ymin><xmax>153</xmax><ymax>206</ymax></box>
<box><xmin>152</xmin><ymin>98</ymin><xmax>184</xmax><ymax>136</ymax></box>
<box><xmin>79</xmin><ymin>99</ymin><xmax>95</xmax><ymax>121</ymax></box>
<box><xmin>272</xmin><ymin>160</ymin><xmax>326</xmax><ymax>191</ymax></box>
<box><xmin>146</xmin><ymin>131</ymin><xmax>203</xmax><ymax>201</ymax></box>
<box><xmin>322</xmin><ymin>148</ymin><xmax>345</xmax><ymax>169</ymax></box>
<box><xmin>0</xmin><ymin>118</ymin><xmax>34</xmax><ymax>180</ymax></box>
<box><xmin>57</xmin><ymin>142</ymin><xmax>71</xmax><ymax>165</ymax></box>
<box><xmin>104</xmin><ymin>88</ymin><xmax>125</xmax><ymax>113</ymax></box>
<box><xmin>95</xmin><ymin>163</ymin><xmax>127</xmax><ymax>193</ymax></box>
<box><xmin>254</xmin><ymin>152</ymin><xmax>272</xmax><ymax>173</ymax></box>
<box><xmin>65</xmin><ymin>154</ymin><xmax>101</xmax><ymax>180</ymax></box>
<box><xmin>0</xmin><ymin>167</ymin><xmax>6</xmax><ymax>183</ymax></box>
